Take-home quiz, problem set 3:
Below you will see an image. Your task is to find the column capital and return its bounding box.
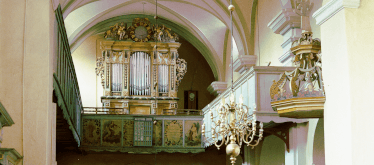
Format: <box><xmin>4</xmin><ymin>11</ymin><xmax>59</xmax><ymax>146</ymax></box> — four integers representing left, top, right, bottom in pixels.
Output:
<box><xmin>207</xmin><ymin>81</ymin><xmax>227</xmax><ymax>96</ymax></box>
<box><xmin>233</xmin><ymin>55</ymin><xmax>257</xmax><ymax>74</ymax></box>
<box><xmin>268</xmin><ymin>8</ymin><xmax>301</xmax><ymax>35</ymax></box>
<box><xmin>313</xmin><ymin>0</ymin><xmax>360</xmax><ymax>26</ymax></box>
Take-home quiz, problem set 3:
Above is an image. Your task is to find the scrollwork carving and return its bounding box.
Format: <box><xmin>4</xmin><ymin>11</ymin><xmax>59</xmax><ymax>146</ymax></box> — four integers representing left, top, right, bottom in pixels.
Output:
<box><xmin>95</xmin><ymin>57</ymin><xmax>105</xmax><ymax>87</ymax></box>
<box><xmin>270</xmin><ymin>31</ymin><xmax>324</xmax><ymax>102</ymax></box>
<box><xmin>175</xmin><ymin>58</ymin><xmax>187</xmax><ymax>89</ymax></box>
<box><xmin>104</xmin><ymin>18</ymin><xmax>179</xmax><ymax>42</ymax></box>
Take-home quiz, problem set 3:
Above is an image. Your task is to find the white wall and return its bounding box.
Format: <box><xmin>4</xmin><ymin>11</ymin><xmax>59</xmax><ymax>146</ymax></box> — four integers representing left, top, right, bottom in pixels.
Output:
<box><xmin>72</xmin><ymin>35</ymin><xmax>100</xmax><ymax>107</ymax></box>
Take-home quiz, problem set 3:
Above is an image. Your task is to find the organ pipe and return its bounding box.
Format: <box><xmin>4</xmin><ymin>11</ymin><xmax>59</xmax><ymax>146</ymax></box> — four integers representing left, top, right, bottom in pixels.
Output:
<box><xmin>129</xmin><ymin>52</ymin><xmax>151</xmax><ymax>96</ymax></box>
<box><xmin>111</xmin><ymin>63</ymin><xmax>123</xmax><ymax>92</ymax></box>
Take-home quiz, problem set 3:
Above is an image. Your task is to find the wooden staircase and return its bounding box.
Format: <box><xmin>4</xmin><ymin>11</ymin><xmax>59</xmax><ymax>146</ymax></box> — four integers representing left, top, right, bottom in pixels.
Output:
<box><xmin>56</xmin><ymin>103</ymin><xmax>78</xmax><ymax>152</ymax></box>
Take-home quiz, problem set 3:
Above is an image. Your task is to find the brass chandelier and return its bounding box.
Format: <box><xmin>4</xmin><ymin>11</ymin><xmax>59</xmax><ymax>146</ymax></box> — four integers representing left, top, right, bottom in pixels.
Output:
<box><xmin>202</xmin><ymin>0</ymin><xmax>263</xmax><ymax>164</ymax></box>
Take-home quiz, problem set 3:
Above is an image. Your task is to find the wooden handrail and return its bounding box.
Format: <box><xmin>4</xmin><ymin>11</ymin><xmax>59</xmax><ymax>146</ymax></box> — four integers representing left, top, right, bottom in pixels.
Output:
<box><xmin>52</xmin><ymin>5</ymin><xmax>82</xmax><ymax>147</ymax></box>
<box><xmin>82</xmin><ymin>107</ymin><xmax>203</xmax><ymax>116</ymax></box>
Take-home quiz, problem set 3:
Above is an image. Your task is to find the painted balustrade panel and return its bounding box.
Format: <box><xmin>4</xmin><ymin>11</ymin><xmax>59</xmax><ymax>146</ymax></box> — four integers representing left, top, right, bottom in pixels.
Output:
<box><xmin>80</xmin><ymin>115</ymin><xmax>204</xmax><ymax>154</ymax></box>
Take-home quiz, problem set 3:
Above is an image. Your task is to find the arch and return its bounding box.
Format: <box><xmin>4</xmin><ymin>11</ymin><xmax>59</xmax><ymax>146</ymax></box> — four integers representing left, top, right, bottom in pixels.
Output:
<box><xmin>69</xmin><ymin>14</ymin><xmax>223</xmax><ymax>81</ymax></box>
<box><xmin>260</xmin><ymin>135</ymin><xmax>285</xmax><ymax>165</ymax></box>
<box><xmin>313</xmin><ymin>118</ymin><xmax>325</xmax><ymax>165</ymax></box>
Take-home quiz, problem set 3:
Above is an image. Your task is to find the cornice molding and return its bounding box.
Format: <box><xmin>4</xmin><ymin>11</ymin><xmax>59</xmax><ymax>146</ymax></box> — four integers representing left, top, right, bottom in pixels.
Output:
<box><xmin>279</xmin><ymin>50</ymin><xmax>294</xmax><ymax>64</ymax></box>
<box><xmin>233</xmin><ymin>55</ymin><xmax>257</xmax><ymax>74</ymax></box>
<box><xmin>268</xmin><ymin>8</ymin><xmax>301</xmax><ymax>35</ymax></box>
<box><xmin>207</xmin><ymin>81</ymin><xmax>227</xmax><ymax>96</ymax></box>
<box><xmin>313</xmin><ymin>0</ymin><xmax>360</xmax><ymax>26</ymax></box>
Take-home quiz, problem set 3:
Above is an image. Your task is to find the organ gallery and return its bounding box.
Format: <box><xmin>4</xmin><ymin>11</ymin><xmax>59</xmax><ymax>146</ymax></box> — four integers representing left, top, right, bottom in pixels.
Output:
<box><xmin>95</xmin><ymin>18</ymin><xmax>187</xmax><ymax>115</ymax></box>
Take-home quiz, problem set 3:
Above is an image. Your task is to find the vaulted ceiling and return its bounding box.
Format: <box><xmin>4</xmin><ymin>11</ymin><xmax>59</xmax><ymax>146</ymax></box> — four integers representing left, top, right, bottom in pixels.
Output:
<box><xmin>61</xmin><ymin>0</ymin><xmax>257</xmax><ymax>81</ymax></box>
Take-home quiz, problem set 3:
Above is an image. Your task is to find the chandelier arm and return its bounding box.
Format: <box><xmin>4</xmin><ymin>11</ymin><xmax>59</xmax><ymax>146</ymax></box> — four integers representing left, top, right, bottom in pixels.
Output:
<box><xmin>243</xmin><ymin>130</ymin><xmax>255</xmax><ymax>145</ymax></box>
<box><xmin>246</xmin><ymin>136</ymin><xmax>263</xmax><ymax>148</ymax></box>
<box><xmin>214</xmin><ymin>133</ymin><xmax>227</xmax><ymax>149</ymax></box>
<box><xmin>245</xmin><ymin>123</ymin><xmax>257</xmax><ymax>143</ymax></box>
<box><xmin>225</xmin><ymin>133</ymin><xmax>230</xmax><ymax>145</ymax></box>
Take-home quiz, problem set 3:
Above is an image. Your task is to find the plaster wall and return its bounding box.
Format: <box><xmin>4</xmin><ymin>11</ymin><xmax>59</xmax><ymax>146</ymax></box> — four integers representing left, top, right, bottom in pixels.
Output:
<box><xmin>259</xmin><ymin>135</ymin><xmax>285</xmax><ymax>165</ymax></box>
<box><xmin>0</xmin><ymin>0</ymin><xmax>56</xmax><ymax>164</ymax></box>
<box><xmin>236</xmin><ymin>0</ymin><xmax>255</xmax><ymax>54</ymax></box>
<box><xmin>344</xmin><ymin>0</ymin><xmax>374</xmax><ymax>163</ymax></box>
<box><xmin>0</xmin><ymin>0</ymin><xmax>26</xmax><ymax>155</ymax></box>
<box><xmin>310</xmin><ymin>0</ymin><xmax>322</xmax><ymax>40</ymax></box>
<box><xmin>320</xmin><ymin>6</ymin><xmax>352</xmax><ymax>165</ymax></box>
<box><xmin>254</xmin><ymin>0</ymin><xmax>322</xmax><ymax>67</ymax></box>
<box><xmin>72</xmin><ymin>35</ymin><xmax>101</xmax><ymax>107</ymax></box>
<box><xmin>255</xmin><ymin>0</ymin><xmax>283</xmax><ymax>66</ymax></box>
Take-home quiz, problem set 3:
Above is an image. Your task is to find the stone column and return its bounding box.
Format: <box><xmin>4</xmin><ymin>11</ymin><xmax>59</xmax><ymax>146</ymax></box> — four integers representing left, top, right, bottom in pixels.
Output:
<box><xmin>285</xmin><ymin>123</ymin><xmax>308</xmax><ymax>165</ymax></box>
<box><xmin>0</xmin><ymin>0</ymin><xmax>56</xmax><ymax>164</ymax></box>
<box><xmin>22</xmin><ymin>0</ymin><xmax>56</xmax><ymax>164</ymax></box>
<box><xmin>313</xmin><ymin>0</ymin><xmax>374</xmax><ymax>164</ymax></box>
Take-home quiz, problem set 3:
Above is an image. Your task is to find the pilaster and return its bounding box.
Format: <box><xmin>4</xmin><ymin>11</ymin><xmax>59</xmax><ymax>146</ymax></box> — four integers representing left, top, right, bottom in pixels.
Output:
<box><xmin>313</xmin><ymin>0</ymin><xmax>370</xmax><ymax>164</ymax></box>
<box><xmin>268</xmin><ymin>8</ymin><xmax>301</xmax><ymax>66</ymax></box>
<box><xmin>312</xmin><ymin>0</ymin><xmax>360</xmax><ymax>26</ymax></box>
<box><xmin>285</xmin><ymin>123</ymin><xmax>308</xmax><ymax>165</ymax></box>
<box><xmin>22</xmin><ymin>0</ymin><xmax>55</xmax><ymax>164</ymax></box>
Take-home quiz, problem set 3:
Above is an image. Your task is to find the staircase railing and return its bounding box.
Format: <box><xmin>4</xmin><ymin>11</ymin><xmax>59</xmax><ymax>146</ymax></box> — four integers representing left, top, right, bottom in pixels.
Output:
<box><xmin>53</xmin><ymin>5</ymin><xmax>82</xmax><ymax>147</ymax></box>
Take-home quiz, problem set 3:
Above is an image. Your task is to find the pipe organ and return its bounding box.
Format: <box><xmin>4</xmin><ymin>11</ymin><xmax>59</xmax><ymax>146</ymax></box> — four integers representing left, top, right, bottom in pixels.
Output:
<box><xmin>129</xmin><ymin>52</ymin><xmax>151</xmax><ymax>96</ymax></box>
<box><xmin>96</xmin><ymin>40</ymin><xmax>186</xmax><ymax>115</ymax></box>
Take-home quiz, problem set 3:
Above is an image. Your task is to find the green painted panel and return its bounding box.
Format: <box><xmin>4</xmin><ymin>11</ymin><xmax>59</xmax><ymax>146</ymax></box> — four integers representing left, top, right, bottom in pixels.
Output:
<box><xmin>123</xmin><ymin>120</ymin><xmax>134</xmax><ymax>147</ymax></box>
<box><xmin>152</xmin><ymin>120</ymin><xmax>162</xmax><ymax>146</ymax></box>
<box><xmin>82</xmin><ymin>119</ymin><xmax>101</xmax><ymax>146</ymax></box>
<box><xmin>102</xmin><ymin>119</ymin><xmax>121</xmax><ymax>146</ymax></box>
<box><xmin>184</xmin><ymin>120</ymin><xmax>202</xmax><ymax>147</ymax></box>
<box><xmin>164</xmin><ymin>120</ymin><xmax>183</xmax><ymax>147</ymax></box>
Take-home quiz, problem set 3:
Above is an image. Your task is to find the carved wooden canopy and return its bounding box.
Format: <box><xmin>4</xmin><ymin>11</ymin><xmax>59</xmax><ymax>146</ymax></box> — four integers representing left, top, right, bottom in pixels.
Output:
<box><xmin>104</xmin><ymin>18</ymin><xmax>179</xmax><ymax>43</ymax></box>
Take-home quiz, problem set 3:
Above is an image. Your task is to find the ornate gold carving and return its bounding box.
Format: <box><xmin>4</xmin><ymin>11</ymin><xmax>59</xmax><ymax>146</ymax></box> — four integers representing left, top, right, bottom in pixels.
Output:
<box><xmin>104</xmin><ymin>22</ymin><xmax>130</xmax><ymax>40</ymax></box>
<box><xmin>158</xmin><ymin>53</ymin><xmax>169</xmax><ymax>64</ymax></box>
<box><xmin>270</xmin><ymin>31</ymin><xmax>324</xmax><ymax>102</ymax></box>
<box><xmin>95</xmin><ymin>56</ymin><xmax>105</xmax><ymax>87</ymax></box>
<box><xmin>291</xmin><ymin>32</ymin><xmax>321</xmax><ymax>48</ymax></box>
<box><xmin>175</xmin><ymin>58</ymin><xmax>187</xmax><ymax>89</ymax></box>
<box><xmin>153</xmin><ymin>24</ymin><xmax>178</xmax><ymax>42</ymax></box>
<box><xmin>105</xmin><ymin>90</ymin><xmax>111</xmax><ymax>96</ymax></box>
<box><xmin>104</xmin><ymin>18</ymin><xmax>179</xmax><ymax>42</ymax></box>
<box><xmin>170</xmin><ymin>91</ymin><xmax>177</xmax><ymax>97</ymax></box>
<box><xmin>129</xmin><ymin>18</ymin><xmax>152</xmax><ymax>42</ymax></box>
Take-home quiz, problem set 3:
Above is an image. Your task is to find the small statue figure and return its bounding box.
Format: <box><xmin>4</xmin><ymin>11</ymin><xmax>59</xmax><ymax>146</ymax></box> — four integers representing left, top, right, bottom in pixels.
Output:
<box><xmin>154</xmin><ymin>25</ymin><xmax>164</xmax><ymax>42</ymax></box>
<box><xmin>118</xmin><ymin>22</ymin><xmax>127</xmax><ymax>40</ymax></box>
<box><xmin>172</xmin><ymin>33</ymin><xmax>179</xmax><ymax>41</ymax></box>
<box><xmin>104</xmin><ymin>30</ymin><xmax>112</xmax><ymax>38</ymax></box>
